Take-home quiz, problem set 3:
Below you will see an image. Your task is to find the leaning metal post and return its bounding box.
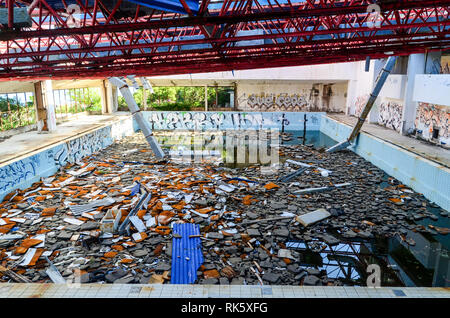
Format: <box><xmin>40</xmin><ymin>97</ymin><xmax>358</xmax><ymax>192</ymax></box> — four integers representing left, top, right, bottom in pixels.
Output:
<box><xmin>326</xmin><ymin>56</ymin><xmax>398</xmax><ymax>153</ymax></box>
<box><xmin>108</xmin><ymin>76</ymin><xmax>165</xmax><ymax>159</ymax></box>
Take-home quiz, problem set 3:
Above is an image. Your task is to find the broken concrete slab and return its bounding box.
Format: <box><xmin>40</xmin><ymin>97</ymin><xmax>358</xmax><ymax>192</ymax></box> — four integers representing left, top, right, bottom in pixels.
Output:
<box><xmin>295</xmin><ymin>209</ymin><xmax>331</xmax><ymax>227</ymax></box>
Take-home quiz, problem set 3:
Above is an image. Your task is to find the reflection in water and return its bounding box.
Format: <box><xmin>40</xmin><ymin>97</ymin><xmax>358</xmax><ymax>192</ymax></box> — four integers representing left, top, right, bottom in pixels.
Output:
<box><xmin>151</xmin><ymin>129</ymin><xmax>449</xmax><ymax>287</ymax></box>
<box><xmin>286</xmin><ymin>230</ymin><xmax>449</xmax><ymax>287</ymax></box>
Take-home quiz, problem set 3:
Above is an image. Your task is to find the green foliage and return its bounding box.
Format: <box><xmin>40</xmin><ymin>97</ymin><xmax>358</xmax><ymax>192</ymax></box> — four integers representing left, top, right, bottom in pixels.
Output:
<box><xmin>0</xmin><ymin>95</ymin><xmax>36</xmax><ymax>131</ymax></box>
<box><xmin>66</xmin><ymin>88</ymin><xmax>102</xmax><ymax>112</ymax></box>
<box><xmin>121</xmin><ymin>86</ymin><xmax>233</xmax><ymax>111</ymax></box>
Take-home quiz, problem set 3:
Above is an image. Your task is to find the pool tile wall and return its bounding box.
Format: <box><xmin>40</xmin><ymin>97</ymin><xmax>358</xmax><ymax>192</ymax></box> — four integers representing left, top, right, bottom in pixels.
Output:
<box><xmin>1</xmin><ymin>111</ymin><xmax>448</xmax><ymax>214</ymax></box>
<box><xmin>320</xmin><ymin>116</ymin><xmax>450</xmax><ymax>212</ymax></box>
<box><xmin>140</xmin><ymin>111</ymin><xmax>324</xmax><ymax>131</ymax></box>
<box><xmin>0</xmin><ymin>117</ymin><xmax>134</xmax><ymax>202</ymax></box>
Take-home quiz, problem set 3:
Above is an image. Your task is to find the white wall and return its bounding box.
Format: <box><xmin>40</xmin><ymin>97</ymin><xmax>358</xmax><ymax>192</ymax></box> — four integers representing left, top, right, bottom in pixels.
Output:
<box><xmin>235</xmin><ymin>81</ymin><xmax>347</xmax><ymax>112</ymax></box>
<box><xmin>149</xmin><ymin>61</ymin><xmax>358</xmax><ymax>82</ymax></box>
<box><xmin>413</xmin><ymin>75</ymin><xmax>450</xmax><ymax>107</ymax></box>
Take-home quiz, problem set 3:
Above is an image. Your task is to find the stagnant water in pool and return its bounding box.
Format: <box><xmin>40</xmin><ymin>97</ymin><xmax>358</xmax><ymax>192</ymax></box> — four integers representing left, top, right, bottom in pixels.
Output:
<box><xmin>152</xmin><ymin>129</ymin><xmax>449</xmax><ymax>287</ymax></box>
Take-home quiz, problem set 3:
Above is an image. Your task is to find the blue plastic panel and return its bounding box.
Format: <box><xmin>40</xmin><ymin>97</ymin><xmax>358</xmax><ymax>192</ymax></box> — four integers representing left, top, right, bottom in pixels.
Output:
<box><xmin>125</xmin><ymin>0</ymin><xmax>199</xmax><ymax>15</ymax></box>
<box><xmin>171</xmin><ymin>223</ymin><xmax>204</xmax><ymax>284</ymax></box>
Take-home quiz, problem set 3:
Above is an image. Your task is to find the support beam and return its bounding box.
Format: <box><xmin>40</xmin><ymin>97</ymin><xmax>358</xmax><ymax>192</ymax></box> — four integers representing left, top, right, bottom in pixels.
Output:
<box><xmin>108</xmin><ymin>77</ymin><xmax>165</xmax><ymax>159</ymax></box>
<box><xmin>143</xmin><ymin>88</ymin><xmax>148</xmax><ymax>110</ymax></box>
<box><xmin>34</xmin><ymin>80</ymin><xmax>56</xmax><ymax>132</ymax></box>
<box><xmin>42</xmin><ymin>80</ymin><xmax>57</xmax><ymax>131</ymax></box>
<box><xmin>33</xmin><ymin>81</ymin><xmax>46</xmax><ymax>131</ymax></box>
<box><xmin>100</xmin><ymin>79</ymin><xmax>111</xmax><ymax>114</ymax></box>
<box><xmin>7</xmin><ymin>0</ymin><xmax>14</xmax><ymax>29</ymax></box>
<box><xmin>402</xmin><ymin>54</ymin><xmax>426</xmax><ymax>135</ymax></box>
<box><xmin>327</xmin><ymin>56</ymin><xmax>398</xmax><ymax>153</ymax></box>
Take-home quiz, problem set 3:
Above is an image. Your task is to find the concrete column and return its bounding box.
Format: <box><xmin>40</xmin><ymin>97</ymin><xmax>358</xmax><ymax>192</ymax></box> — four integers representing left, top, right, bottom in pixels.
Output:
<box><xmin>345</xmin><ymin>80</ymin><xmax>357</xmax><ymax>115</ymax></box>
<box><xmin>229</xmin><ymin>90</ymin><xmax>235</xmax><ymax>109</ymax></box>
<box><xmin>112</xmin><ymin>85</ymin><xmax>118</xmax><ymax>112</ymax></box>
<box><xmin>34</xmin><ymin>80</ymin><xmax>56</xmax><ymax>132</ymax></box>
<box><xmin>43</xmin><ymin>80</ymin><xmax>57</xmax><ymax>131</ymax></box>
<box><xmin>104</xmin><ymin>80</ymin><xmax>118</xmax><ymax>113</ymax></box>
<box><xmin>233</xmin><ymin>82</ymin><xmax>238</xmax><ymax>110</ymax></box>
<box><xmin>143</xmin><ymin>88</ymin><xmax>148</xmax><ymax>109</ymax></box>
<box><xmin>367</xmin><ymin>59</ymin><xmax>385</xmax><ymax>123</ymax></box>
<box><xmin>33</xmin><ymin>81</ymin><xmax>46</xmax><ymax>131</ymax></box>
<box><xmin>402</xmin><ymin>54</ymin><xmax>426</xmax><ymax>134</ymax></box>
<box><xmin>100</xmin><ymin>79</ymin><xmax>110</xmax><ymax>114</ymax></box>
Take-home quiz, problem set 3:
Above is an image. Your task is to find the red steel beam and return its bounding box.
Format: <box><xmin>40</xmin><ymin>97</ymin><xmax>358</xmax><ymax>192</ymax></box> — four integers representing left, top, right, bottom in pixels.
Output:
<box><xmin>1</xmin><ymin>0</ymin><xmax>448</xmax><ymax>40</ymax></box>
<box><xmin>1</xmin><ymin>20</ymin><xmax>447</xmax><ymax>59</ymax></box>
<box><xmin>0</xmin><ymin>0</ymin><xmax>448</xmax><ymax>80</ymax></box>
<box><xmin>7</xmin><ymin>0</ymin><xmax>14</xmax><ymax>28</ymax></box>
<box><xmin>0</xmin><ymin>41</ymin><xmax>446</xmax><ymax>81</ymax></box>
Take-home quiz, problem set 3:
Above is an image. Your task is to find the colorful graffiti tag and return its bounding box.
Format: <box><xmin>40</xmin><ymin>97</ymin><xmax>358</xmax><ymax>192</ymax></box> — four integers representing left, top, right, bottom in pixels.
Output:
<box><xmin>145</xmin><ymin>111</ymin><xmax>323</xmax><ymax>131</ymax></box>
<box><xmin>0</xmin><ymin>118</ymin><xmax>132</xmax><ymax>201</ymax></box>
<box><xmin>246</xmin><ymin>93</ymin><xmax>311</xmax><ymax>111</ymax></box>
<box><xmin>415</xmin><ymin>103</ymin><xmax>450</xmax><ymax>145</ymax></box>
<box><xmin>354</xmin><ymin>95</ymin><xmax>369</xmax><ymax>118</ymax></box>
<box><xmin>378</xmin><ymin>101</ymin><xmax>403</xmax><ymax>132</ymax></box>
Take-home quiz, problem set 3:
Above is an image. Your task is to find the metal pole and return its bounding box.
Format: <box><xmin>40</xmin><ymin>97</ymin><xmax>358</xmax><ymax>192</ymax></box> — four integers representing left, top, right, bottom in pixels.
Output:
<box><xmin>327</xmin><ymin>56</ymin><xmax>398</xmax><ymax>153</ymax></box>
<box><xmin>303</xmin><ymin>114</ymin><xmax>307</xmax><ymax>145</ymax></box>
<box><xmin>108</xmin><ymin>77</ymin><xmax>165</xmax><ymax>159</ymax></box>
<box><xmin>8</xmin><ymin>0</ymin><xmax>14</xmax><ymax>29</ymax></box>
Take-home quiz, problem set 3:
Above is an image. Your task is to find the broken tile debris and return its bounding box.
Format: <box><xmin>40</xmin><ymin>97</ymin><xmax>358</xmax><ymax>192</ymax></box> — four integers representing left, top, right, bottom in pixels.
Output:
<box><xmin>0</xmin><ymin>132</ymin><xmax>448</xmax><ymax>287</ymax></box>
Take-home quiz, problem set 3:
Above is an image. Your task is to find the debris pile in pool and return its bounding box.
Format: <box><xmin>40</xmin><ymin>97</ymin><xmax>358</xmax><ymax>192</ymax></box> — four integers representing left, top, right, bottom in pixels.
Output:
<box><xmin>0</xmin><ymin>133</ymin><xmax>448</xmax><ymax>286</ymax></box>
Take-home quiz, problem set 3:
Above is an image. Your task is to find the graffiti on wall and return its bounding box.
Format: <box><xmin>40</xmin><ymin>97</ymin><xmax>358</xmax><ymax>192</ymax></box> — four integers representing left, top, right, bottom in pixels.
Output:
<box><xmin>146</xmin><ymin>111</ymin><xmax>323</xmax><ymax>131</ymax></box>
<box><xmin>378</xmin><ymin>101</ymin><xmax>403</xmax><ymax>132</ymax></box>
<box><xmin>0</xmin><ymin>118</ymin><xmax>131</xmax><ymax>200</ymax></box>
<box><xmin>0</xmin><ymin>155</ymin><xmax>40</xmax><ymax>195</ymax></box>
<box><xmin>354</xmin><ymin>95</ymin><xmax>369</xmax><ymax>118</ymax></box>
<box><xmin>415</xmin><ymin>103</ymin><xmax>450</xmax><ymax>145</ymax></box>
<box><xmin>246</xmin><ymin>93</ymin><xmax>311</xmax><ymax>111</ymax></box>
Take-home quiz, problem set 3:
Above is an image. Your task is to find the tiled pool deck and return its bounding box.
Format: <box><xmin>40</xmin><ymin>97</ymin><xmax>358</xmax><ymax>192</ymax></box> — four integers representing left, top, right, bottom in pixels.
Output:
<box><xmin>0</xmin><ymin>283</ymin><xmax>448</xmax><ymax>298</ymax></box>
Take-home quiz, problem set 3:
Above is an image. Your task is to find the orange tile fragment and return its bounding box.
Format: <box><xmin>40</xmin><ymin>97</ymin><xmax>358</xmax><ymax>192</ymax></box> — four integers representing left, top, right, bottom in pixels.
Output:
<box><xmin>196</xmin><ymin>207</ymin><xmax>215</xmax><ymax>214</ymax></box>
<box><xmin>11</xmin><ymin>196</ymin><xmax>24</xmax><ymax>202</ymax></box>
<box><xmin>204</xmin><ymin>269</ymin><xmax>220</xmax><ymax>279</ymax></box>
<box><xmin>242</xmin><ymin>195</ymin><xmax>253</xmax><ymax>205</ymax></box>
<box><xmin>36</xmin><ymin>229</ymin><xmax>51</xmax><ymax>234</ymax></box>
<box><xmin>157</xmin><ymin>211</ymin><xmax>175</xmax><ymax>225</ymax></box>
<box><xmin>41</xmin><ymin>207</ymin><xmax>57</xmax><ymax>215</ymax></box>
<box><xmin>14</xmin><ymin>247</ymin><xmax>29</xmax><ymax>254</ymax></box>
<box><xmin>28</xmin><ymin>248</ymin><xmax>44</xmax><ymax>266</ymax></box>
<box><xmin>35</xmin><ymin>196</ymin><xmax>46</xmax><ymax>202</ymax></box>
<box><xmin>120</xmin><ymin>258</ymin><xmax>134</xmax><ymax>264</ymax></box>
<box><xmin>112</xmin><ymin>245</ymin><xmax>124</xmax><ymax>251</ymax></box>
<box><xmin>133</xmin><ymin>232</ymin><xmax>148</xmax><ymax>242</ymax></box>
<box><xmin>172</xmin><ymin>201</ymin><xmax>186</xmax><ymax>210</ymax></box>
<box><xmin>0</xmin><ymin>223</ymin><xmax>15</xmax><ymax>234</ymax></box>
<box><xmin>389</xmin><ymin>198</ymin><xmax>402</xmax><ymax>203</ymax></box>
<box><xmin>20</xmin><ymin>239</ymin><xmax>43</xmax><ymax>248</ymax></box>
<box><xmin>263</xmin><ymin>182</ymin><xmax>280</xmax><ymax>190</ymax></box>
<box><xmin>104</xmin><ymin>251</ymin><xmax>118</xmax><ymax>258</ymax></box>
<box><xmin>137</xmin><ymin>210</ymin><xmax>147</xmax><ymax>219</ymax></box>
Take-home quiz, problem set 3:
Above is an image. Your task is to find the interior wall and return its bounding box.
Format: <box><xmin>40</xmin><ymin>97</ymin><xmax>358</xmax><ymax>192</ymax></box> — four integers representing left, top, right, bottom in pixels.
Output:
<box><xmin>235</xmin><ymin>81</ymin><xmax>347</xmax><ymax>113</ymax></box>
<box><xmin>415</xmin><ymin>103</ymin><xmax>450</xmax><ymax>147</ymax></box>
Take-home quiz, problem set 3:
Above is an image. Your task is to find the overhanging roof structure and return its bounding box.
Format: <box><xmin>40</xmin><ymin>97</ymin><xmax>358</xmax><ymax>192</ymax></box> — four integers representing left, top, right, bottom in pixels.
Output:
<box><xmin>0</xmin><ymin>0</ymin><xmax>449</xmax><ymax>81</ymax></box>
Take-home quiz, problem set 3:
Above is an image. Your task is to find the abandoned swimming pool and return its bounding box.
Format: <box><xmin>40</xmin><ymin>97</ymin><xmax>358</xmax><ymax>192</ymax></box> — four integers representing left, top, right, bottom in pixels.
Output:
<box><xmin>0</xmin><ymin>112</ymin><xmax>448</xmax><ymax>287</ymax></box>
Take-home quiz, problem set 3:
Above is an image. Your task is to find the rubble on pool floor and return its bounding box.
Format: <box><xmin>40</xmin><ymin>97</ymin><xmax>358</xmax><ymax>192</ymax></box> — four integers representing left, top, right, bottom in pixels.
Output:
<box><xmin>0</xmin><ymin>133</ymin><xmax>448</xmax><ymax>286</ymax></box>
